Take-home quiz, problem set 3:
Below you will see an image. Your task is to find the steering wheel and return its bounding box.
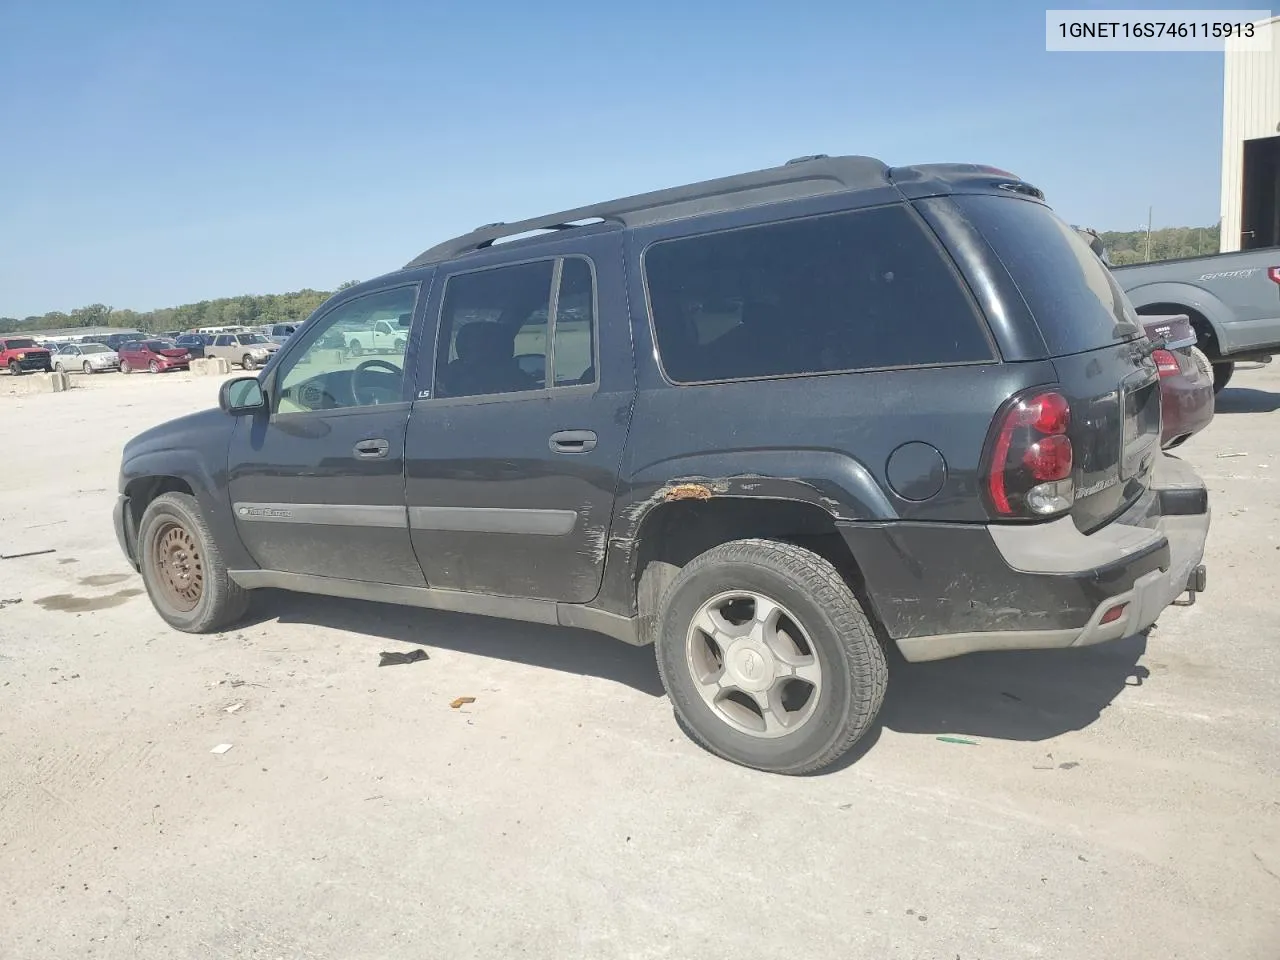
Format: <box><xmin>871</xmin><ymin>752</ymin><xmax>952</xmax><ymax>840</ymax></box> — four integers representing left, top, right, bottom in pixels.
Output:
<box><xmin>350</xmin><ymin>358</ymin><xmax>402</xmax><ymax>406</ymax></box>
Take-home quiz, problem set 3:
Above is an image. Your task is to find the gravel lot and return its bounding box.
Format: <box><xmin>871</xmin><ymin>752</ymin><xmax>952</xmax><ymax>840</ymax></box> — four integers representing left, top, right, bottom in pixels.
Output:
<box><xmin>2</xmin><ymin>366</ymin><xmax>1278</xmax><ymax>960</ymax></box>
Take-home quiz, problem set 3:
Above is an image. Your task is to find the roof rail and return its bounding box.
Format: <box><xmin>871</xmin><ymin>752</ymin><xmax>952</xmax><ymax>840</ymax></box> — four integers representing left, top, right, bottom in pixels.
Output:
<box><xmin>404</xmin><ymin>155</ymin><xmax>889</xmax><ymax>268</ymax></box>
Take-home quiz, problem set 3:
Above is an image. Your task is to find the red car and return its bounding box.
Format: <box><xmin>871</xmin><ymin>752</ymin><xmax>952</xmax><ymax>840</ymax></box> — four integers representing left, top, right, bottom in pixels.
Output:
<box><xmin>1141</xmin><ymin>314</ymin><xmax>1215</xmax><ymax>449</ymax></box>
<box><xmin>118</xmin><ymin>339</ymin><xmax>191</xmax><ymax>374</ymax></box>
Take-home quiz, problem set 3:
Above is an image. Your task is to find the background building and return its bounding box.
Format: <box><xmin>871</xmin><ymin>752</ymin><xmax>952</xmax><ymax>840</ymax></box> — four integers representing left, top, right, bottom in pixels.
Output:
<box><xmin>1220</xmin><ymin>15</ymin><xmax>1280</xmax><ymax>252</ymax></box>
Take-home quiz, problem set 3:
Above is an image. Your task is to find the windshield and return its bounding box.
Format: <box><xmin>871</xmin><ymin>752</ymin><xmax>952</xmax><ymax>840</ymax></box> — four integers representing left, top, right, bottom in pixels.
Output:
<box><xmin>145</xmin><ymin>340</ymin><xmax>175</xmax><ymax>350</ymax></box>
<box><xmin>237</xmin><ymin>334</ymin><xmax>267</xmax><ymax>344</ymax></box>
<box><xmin>5</xmin><ymin>338</ymin><xmax>37</xmax><ymax>348</ymax></box>
<box><xmin>81</xmin><ymin>344</ymin><xmax>110</xmax><ymax>354</ymax></box>
<box><xmin>953</xmin><ymin>194</ymin><xmax>1143</xmax><ymax>355</ymax></box>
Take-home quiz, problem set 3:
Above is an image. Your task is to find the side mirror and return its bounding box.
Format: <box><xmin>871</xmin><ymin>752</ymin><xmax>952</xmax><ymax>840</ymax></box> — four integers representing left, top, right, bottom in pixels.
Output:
<box><xmin>219</xmin><ymin>376</ymin><xmax>266</xmax><ymax>415</ymax></box>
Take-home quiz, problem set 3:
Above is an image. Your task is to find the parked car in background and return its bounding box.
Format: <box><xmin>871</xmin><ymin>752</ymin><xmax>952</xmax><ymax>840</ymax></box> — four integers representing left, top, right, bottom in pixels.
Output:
<box><xmin>206</xmin><ymin>332</ymin><xmax>279</xmax><ymax>370</ymax></box>
<box><xmin>174</xmin><ymin>333</ymin><xmax>213</xmax><ymax>358</ymax></box>
<box><xmin>53</xmin><ymin>342</ymin><xmax>120</xmax><ymax>375</ymax></box>
<box><xmin>1110</xmin><ymin>247</ymin><xmax>1280</xmax><ymax>393</ymax></box>
<box><xmin>264</xmin><ymin>323</ymin><xmax>298</xmax><ymax>345</ymax></box>
<box><xmin>1139</xmin><ymin>314</ymin><xmax>1215</xmax><ymax>448</ymax></box>
<box><xmin>341</xmin><ymin>316</ymin><xmax>408</xmax><ymax>356</ymax></box>
<box><xmin>118</xmin><ymin>339</ymin><xmax>191</xmax><ymax>374</ymax></box>
<box><xmin>0</xmin><ymin>336</ymin><xmax>54</xmax><ymax>374</ymax></box>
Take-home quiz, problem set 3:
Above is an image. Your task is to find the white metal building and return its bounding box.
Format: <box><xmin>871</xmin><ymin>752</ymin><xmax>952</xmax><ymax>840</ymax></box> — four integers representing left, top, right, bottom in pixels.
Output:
<box><xmin>1220</xmin><ymin>15</ymin><xmax>1280</xmax><ymax>252</ymax></box>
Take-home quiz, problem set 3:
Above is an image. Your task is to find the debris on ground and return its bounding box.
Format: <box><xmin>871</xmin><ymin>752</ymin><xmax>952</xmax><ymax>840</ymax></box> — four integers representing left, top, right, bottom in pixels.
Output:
<box><xmin>1217</xmin><ymin>451</ymin><xmax>1248</xmax><ymax>458</ymax></box>
<box><xmin>0</xmin><ymin>598</ymin><xmax>21</xmax><ymax>609</ymax></box>
<box><xmin>210</xmin><ymin>743</ymin><xmax>233</xmax><ymax>755</ymax></box>
<box><xmin>936</xmin><ymin>735</ymin><xmax>978</xmax><ymax>745</ymax></box>
<box><xmin>1</xmin><ymin>548</ymin><xmax>56</xmax><ymax>560</ymax></box>
<box><xmin>225</xmin><ymin>702</ymin><xmax>245</xmax><ymax>714</ymax></box>
<box><xmin>378</xmin><ymin>649</ymin><xmax>430</xmax><ymax>667</ymax></box>
<box><xmin>450</xmin><ymin>696</ymin><xmax>476</xmax><ymax>709</ymax></box>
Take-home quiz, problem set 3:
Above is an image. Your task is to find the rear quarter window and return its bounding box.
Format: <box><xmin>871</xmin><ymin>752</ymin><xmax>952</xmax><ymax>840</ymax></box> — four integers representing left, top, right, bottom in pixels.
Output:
<box><xmin>644</xmin><ymin>204</ymin><xmax>994</xmax><ymax>384</ymax></box>
<box><xmin>952</xmin><ymin>194</ymin><xmax>1142</xmax><ymax>356</ymax></box>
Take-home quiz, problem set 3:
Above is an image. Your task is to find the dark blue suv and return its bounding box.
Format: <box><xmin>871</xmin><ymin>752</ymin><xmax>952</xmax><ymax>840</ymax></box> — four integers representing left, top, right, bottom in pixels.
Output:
<box><xmin>113</xmin><ymin>156</ymin><xmax>1210</xmax><ymax>774</ymax></box>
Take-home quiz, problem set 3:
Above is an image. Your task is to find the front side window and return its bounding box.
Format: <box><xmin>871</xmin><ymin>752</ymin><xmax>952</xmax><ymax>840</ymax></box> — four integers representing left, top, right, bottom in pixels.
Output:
<box><xmin>274</xmin><ymin>285</ymin><xmax>418</xmax><ymax>414</ymax></box>
<box><xmin>237</xmin><ymin>333</ymin><xmax>267</xmax><ymax>345</ymax></box>
<box><xmin>644</xmin><ymin>205</ymin><xmax>994</xmax><ymax>383</ymax></box>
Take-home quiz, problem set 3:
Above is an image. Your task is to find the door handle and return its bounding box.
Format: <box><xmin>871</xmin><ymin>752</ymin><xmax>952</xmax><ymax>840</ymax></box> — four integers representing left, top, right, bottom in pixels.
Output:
<box><xmin>549</xmin><ymin>430</ymin><xmax>597</xmax><ymax>454</ymax></box>
<box><xmin>354</xmin><ymin>438</ymin><xmax>390</xmax><ymax>459</ymax></box>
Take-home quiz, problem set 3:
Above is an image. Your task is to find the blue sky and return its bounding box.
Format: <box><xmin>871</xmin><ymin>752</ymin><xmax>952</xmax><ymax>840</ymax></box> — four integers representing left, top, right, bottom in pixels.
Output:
<box><xmin>0</xmin><ymin>0</ymin><xmax>1247</xmax><ymax>317</ymax></box>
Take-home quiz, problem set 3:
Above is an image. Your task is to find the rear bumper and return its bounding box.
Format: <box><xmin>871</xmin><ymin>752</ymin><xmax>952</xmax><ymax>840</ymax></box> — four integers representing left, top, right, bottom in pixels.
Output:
<box><xmin>841</xmin><ymin>454</ymin><xmax>1210</xmax><ymax>662</ymax></box>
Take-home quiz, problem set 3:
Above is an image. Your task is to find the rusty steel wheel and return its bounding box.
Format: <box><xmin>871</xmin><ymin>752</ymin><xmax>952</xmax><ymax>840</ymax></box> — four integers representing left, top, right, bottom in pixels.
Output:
<box><xmin>149</xmin><ymin>519</ymin><xmax>204</xmax><ymax>612</ymax></box>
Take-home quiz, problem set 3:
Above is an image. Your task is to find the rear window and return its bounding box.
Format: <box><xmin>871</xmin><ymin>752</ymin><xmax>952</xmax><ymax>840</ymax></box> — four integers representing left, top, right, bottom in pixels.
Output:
<box><xmin>953</xmin><ymin>195</ymin><xmax>1142</xmax><ymax>356</ymax></box>
<box><xmin>644</xmin><ymin>205</ymin><xmax>993</xmax><ymax>384</ymax></box>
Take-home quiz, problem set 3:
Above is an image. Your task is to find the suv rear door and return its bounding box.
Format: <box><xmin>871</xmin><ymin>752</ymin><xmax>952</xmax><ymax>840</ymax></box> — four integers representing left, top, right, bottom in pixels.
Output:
<box><xmin>404</xmin><ymin>236</ymin><xmax>633</xmax><ymax>602</ymax></box>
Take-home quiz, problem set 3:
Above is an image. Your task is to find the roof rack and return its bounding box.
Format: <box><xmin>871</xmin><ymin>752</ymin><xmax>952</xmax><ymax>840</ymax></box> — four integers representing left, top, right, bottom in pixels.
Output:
<box><xmin>405</xmin><ymin>155</ymin><xmax>889</xmax><ymax>268</ymax></box>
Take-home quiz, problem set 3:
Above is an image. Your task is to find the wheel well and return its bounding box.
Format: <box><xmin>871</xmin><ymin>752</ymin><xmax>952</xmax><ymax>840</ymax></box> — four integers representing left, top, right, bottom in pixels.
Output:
<box><xmin>124</xmin><ymin>476</ymin><xmax>193</xmax><ymax>530</ymax></box>
<box><xmin>1134</xmin><ymin>302</ymin><xmax>1221</xmax><ymax>359</ymax></box>
<box><xmin>632</xmin><ymin>498</ymin><xmax>872</xmax><ymax>644</ymax></box>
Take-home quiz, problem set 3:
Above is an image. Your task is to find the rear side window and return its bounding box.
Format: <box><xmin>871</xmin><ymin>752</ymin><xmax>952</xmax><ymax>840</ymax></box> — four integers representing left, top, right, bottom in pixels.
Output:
<box><xmin>953</xmin><ymin>194</ymin><xmax>1142</xmax><ymax>356</ymax></box>
<box><xmin>644</xmin><ymin>205</ymin><xmax>993</xmax><ymax>384</ymax></box>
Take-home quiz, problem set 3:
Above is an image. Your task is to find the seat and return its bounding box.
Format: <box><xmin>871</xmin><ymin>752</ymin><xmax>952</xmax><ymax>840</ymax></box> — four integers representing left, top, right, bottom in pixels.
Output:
<box><xmin>444</xmin><ymin>322</ymin><xmax>538</xmax><ymax>397</ymax></box>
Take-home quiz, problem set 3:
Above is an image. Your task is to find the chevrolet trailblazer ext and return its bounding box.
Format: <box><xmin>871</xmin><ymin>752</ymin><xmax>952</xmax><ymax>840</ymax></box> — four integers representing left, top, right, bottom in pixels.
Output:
<box><xmin>114</xmin><ymin>156</ymin><xmax>1210</xmax><ymax>774</ymax></box>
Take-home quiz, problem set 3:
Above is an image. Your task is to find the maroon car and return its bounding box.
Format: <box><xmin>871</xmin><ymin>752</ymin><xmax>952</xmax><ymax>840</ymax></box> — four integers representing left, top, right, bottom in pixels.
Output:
<box><xmin>1141</xmin><ymin>314</ymin><xmax>1215</xmax><ymax>449</ymax></box>
<box><xmin>118</xmin><ymin>339</ymin><xmax>191</xmax><ymax>374</ymax></box>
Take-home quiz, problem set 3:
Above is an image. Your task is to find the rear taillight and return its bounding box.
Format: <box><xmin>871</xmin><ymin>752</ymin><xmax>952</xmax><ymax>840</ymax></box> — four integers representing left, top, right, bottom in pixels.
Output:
<box><xmin>983</xmin><ymin>389</ymin><xmax>1075</xmax><ymax>519</ymax></box>
<box><xmin>1268</xmin><ymin>266</ymin><xmax>1280</xmax><ymax>285</ymax></box>
<box><xmin>1152</xmin><ymin>348</ymin><xmax>1181</xmax><ymax>378</ymax></box>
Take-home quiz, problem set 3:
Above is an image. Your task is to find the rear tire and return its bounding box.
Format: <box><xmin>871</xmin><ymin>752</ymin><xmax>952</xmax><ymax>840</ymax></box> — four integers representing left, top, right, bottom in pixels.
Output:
<box><xmin>120</xmin><ymin>360</ymin><xmax>132</xmax><ymax>374</ymax></box>
<box><xmin>137</xmin><ymin>492</ymin><xmax>250</xmax><ymax>633</ymax></box>
<box><xmin>1212</xmin><ymin>361</ymin><xmax>1235</xmax><ymax>394</ymax></box>
<box><xmin>347</xmin><ymin>340</ymin><xmax>363</xmax><ymax>358</ymax></box>
<box><xmin>654</xmin><ymin>538</ymin><xmax>887</xmax><ymax>775</ymax></box>
<box><xmin>82</xmin><ymin>361</ymin><xmax>93</xmax><ymax>375</ymax></box>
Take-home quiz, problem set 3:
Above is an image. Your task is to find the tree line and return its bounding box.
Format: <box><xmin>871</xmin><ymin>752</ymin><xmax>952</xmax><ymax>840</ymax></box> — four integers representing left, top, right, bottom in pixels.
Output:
<box><xmin>1097</xmin><ymin>224</ymin><xmax>1220</xmax><ymax>265</ymax></box>
<box><xmin>0</xmin><ymin>223</ymin><xmax>1227</xmax><ymax>337</ymax></box>
<box><xmin>0</xmin><ymin>282</ymin><xmax>359</xmax><ymax>337</ymax></box>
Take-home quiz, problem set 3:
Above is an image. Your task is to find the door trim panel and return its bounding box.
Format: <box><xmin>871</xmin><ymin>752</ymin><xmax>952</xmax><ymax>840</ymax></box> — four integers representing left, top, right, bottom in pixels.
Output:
<box><xmin>226</xmin><ymin>569</ymin><xmax>642</xmax><ymax>645</ymax></box>
<box><xmin>232</xmin><ymin>502</ymin><xmax>407</xmax><ymax>527</ymax></box>
<box><xmin>407</xmin><ymin>505</ymin><xmax>578</xmax><ymax>535</ymax></box>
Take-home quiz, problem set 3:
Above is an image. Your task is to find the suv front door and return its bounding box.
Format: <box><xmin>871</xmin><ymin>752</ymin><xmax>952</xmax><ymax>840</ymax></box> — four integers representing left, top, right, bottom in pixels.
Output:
<box><xmin>404</xmin><ymin>242</ymin><xmax>633</xmax><ymax>602</ymax></box>
<box><xmin>226</xmin><ymin>282</ymin><xmax>427</xmax><ymax>586</ymax></box>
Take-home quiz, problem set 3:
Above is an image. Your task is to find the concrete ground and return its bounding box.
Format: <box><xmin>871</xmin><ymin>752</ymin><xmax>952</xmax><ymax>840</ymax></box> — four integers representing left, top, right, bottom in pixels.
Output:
<box><xmin>1</xmin><ymin>366</ymin><xmax>1278</xmax><ymax>960</ymax></box>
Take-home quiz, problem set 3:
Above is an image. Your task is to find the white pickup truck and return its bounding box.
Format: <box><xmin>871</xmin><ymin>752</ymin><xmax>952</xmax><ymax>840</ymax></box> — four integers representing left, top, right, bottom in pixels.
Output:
<box><xmin>341</xmin><ymin>318</ymin><xmax>408</xmax><ymax>357</ymax></box>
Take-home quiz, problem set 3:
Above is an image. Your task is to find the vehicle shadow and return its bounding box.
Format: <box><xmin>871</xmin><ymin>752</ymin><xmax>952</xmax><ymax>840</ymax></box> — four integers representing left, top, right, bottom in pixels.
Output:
<box><xmin>821</xmin><ymin>632</ymin><xmax>1150</xmax><ymax>774</ymax></box>
<box><xmin>1212</xmin><ymin>387</ymin><xmax>1280</xmax><ymax>414</ymax></box>
<box><xmin>244</xmin><ymin>589</ymin><xmax>666</xmax><ymax>697</ymax></box>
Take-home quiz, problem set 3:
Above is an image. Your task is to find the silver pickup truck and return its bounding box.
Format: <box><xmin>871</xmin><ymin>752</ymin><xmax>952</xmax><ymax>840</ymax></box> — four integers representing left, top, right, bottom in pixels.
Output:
<box><xmin>1109</xmin><ymin>249</ymin><xmax>1280</xmax><ymax>392</ymax></box>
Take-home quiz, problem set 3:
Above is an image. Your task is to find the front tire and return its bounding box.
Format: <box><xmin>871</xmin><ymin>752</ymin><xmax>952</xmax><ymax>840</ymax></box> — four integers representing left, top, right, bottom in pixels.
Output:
<box><xmin>242</xmin><ymin>354</ymin><xmax>256</xmax><ymax>371</ymax></box>
<box><xmin>54</xmin><ymin>362</ymin><xmax>66</xmax><ymax>374</ymax></box>
<box><xmin>82</xmin><ymin>361</ymin><xmax>93</xmax><ymax>375</ymax></box>
<box><xmin>149</xmin><ymin>360</ymin><xmax>160</xmax><ymax>374</ymax></box>
<box><xmin>8</xmin><ymin>360</ymin><xmax>22</xmax><ymax>376</ymax></box>
<box><xmin>1212</xmin><ymin>360</ymin><xmax>1235</xmax><ymax>393</ymax></box>
<box><xmin>137</xmin><ymin>492</ymin><xmax>250</xmax><ymax>633</ymax></box>
<box><xmin>654</xmin><ymin>539</ymin><xmax>887</xmax><ymax>774</ymax></box>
